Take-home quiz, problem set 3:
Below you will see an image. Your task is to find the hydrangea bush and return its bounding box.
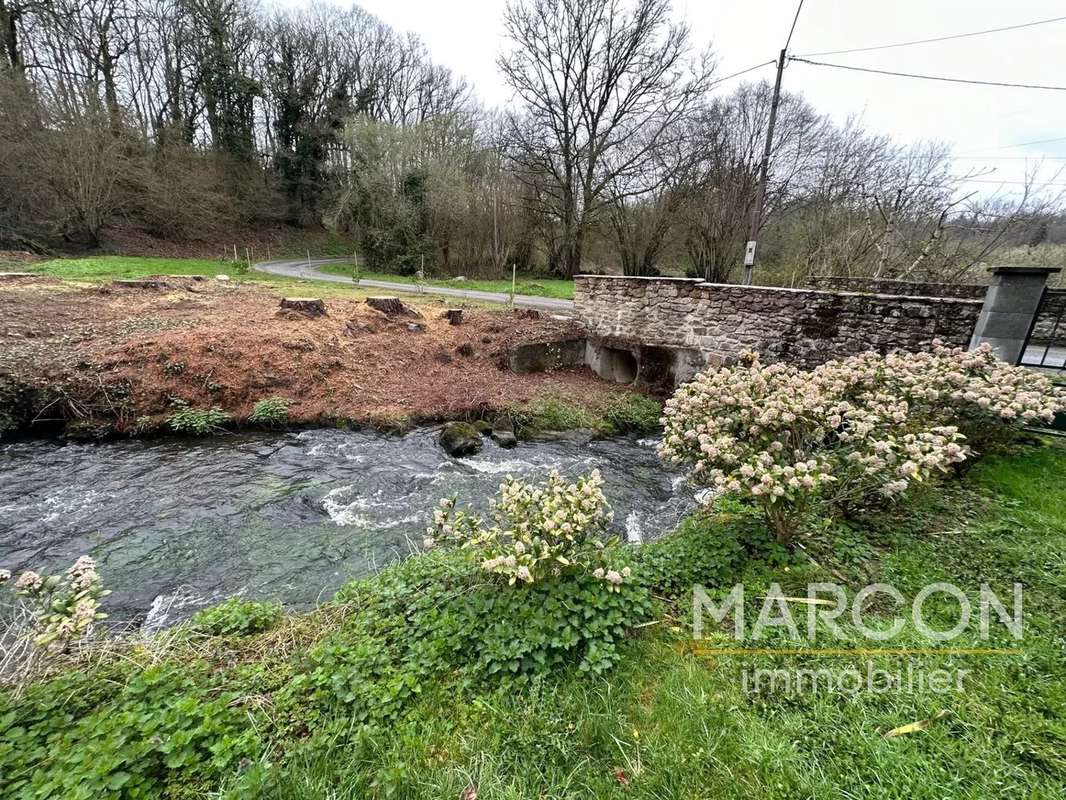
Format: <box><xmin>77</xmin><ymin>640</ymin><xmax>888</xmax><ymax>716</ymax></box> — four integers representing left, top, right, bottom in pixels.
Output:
<box><xmin>426</xmin><ymin>469</ymin><xmax>631</xmax><ymax>589</ymax></box>
<box><xmin>660</xmin><ymin>346</ymin><xmax>1063</xmax><ymax>543</ymax></box>
<box><xmin>829</xmin><ymin>342</ymin><xmax>1062</xmax><ymax>451</ymax></box>
<box><xmin>1</xmin><ymin>556</ymin><xmax>110</xmax><ymax>650</ymax></box>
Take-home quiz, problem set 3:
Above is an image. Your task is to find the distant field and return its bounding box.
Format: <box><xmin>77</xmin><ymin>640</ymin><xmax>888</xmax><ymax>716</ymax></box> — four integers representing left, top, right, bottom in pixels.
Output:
<box><xmin>27</xmin><ymin>256</ymin><xmax>381</xmax><ymax>300</ymax></box>
<box><xmin>32</xmin><ymin>256</ymin><xmax>228</xmax><ymax>280</ymax></box>
<box><xmin>26</xmin><ymin>256</ymin><xmax>504</xmax><ymax>304</ymax></box>
<box><xmin>316</xmin><ymin>262</ymin><xmax>575</xmax><ymax>300</ymax></box>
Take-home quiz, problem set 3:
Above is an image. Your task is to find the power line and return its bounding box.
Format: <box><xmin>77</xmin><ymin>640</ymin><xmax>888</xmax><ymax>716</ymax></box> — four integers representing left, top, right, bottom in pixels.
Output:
<box><xmin>710</xmin><ymin>60</ymin><xmax>775</xmax><ymax>89</ymax></box>
<box><xmin>789</xmin><ymin>57</ymin><xmax>1066</xmax><ymax>91</ymax></box>
<box><xmin>951</xmin><ymin>155</ymin><xmax>1066</xmax><ymax>161</ymax></box>
<box><xmin>796</xmin><ymin>14</ymin><xmax>1066</xmax><ymax>58</ymax></box>
<box><xmin>991</xmin><ymin>135</ymin><xmax>1066</xmax><ymax>150</ymax></box>
<box><xmin>785</xmin><ymin>0</ymin><xmax>805</xmax><ymax>52</ymax></box>
<box><xmin>956</xmin><ymin>178</ymin><xmax>1066</xmax><ymax>186</ymax></box>
<box><xmin>955</xmin><ymin>135</ymin><xmax>1066</xmax><ymax>156</ymax></box>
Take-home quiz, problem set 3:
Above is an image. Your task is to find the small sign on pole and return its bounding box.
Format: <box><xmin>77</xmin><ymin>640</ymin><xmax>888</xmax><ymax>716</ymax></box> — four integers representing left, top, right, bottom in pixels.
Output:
<box><xmin>744</xmin><ymin>240</ymin><xmax>757</xmax><ymax>267</ymax></box>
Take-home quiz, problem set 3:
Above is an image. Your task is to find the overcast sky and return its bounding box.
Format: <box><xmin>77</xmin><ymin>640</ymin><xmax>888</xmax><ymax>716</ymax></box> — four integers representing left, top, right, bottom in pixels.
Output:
<box><xmin>296</xmin><ymin>0</ymin><xmax>1066</xmax><ymax>196</ymax></box>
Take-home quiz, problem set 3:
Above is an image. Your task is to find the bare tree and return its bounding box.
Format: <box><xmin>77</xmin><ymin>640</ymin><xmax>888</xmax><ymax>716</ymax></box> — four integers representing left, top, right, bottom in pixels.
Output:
<box><xmin>674</xmin><ymin>82</ymin><xmax>825</xmax><ymax>283</ymax></box>
<box><xmin>499</xmin><ymin>0</ymin><xmax>710</xmax><ymax>277</ymax></box>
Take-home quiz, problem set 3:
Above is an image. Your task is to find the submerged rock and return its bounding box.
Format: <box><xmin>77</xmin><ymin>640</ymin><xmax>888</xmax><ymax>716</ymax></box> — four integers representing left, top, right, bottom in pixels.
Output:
<box><xmin>439</xmin><ymin>422</ymin><xmax>483</xmax><ymax>457</ymax></box>
<box><xmin>490</xmin><ymin>429</ymin><xmax>518</xmax><ymax>449</ymax></box>
<box><xmin>490</xmin><ymin>416</ymin><xmax>517</xmax><ymax>448</ymax></box>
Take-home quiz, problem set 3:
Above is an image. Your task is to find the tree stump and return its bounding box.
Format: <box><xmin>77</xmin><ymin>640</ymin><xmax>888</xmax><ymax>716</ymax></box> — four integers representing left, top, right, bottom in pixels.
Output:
<box><xmin>279</xmin><ymin>297</ymin><xmax>326</xmax><ymax>317</ymax></box>
<box><xmin>444</xmin><ymin>309</ymin><xmax>463</xmax><ymax>326</ymax></box>
<box><xmin>366</xmin><ymin>296</ymin><xmax>420</xmax><ymax>317</ymax></box>
<box><xmin>111</xmin><ymin>279</ymin><xmax>167</xmax><ymax>290</ymax></box>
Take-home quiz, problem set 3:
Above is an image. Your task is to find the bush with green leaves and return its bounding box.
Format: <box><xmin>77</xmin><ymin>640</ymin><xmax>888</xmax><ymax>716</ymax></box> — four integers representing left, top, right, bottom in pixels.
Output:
<box><xmin>166</xmin><ymin>401</ymin><xmax>231</xmax><ymax>435</ymax></box>
<box><xmin>189</xmin><ymin>597</ymin><xmax>282</xmax><ymax>637</ymax></box>
<box><xmin>331</xmin><ymin>548</ymin><xmax>651</xmax><ymax>682</ymax></box>
<box><xmin>632</xmin><ymin>513</ymin><xmax>746</xmax><ymax>596</ymax></box>
<box><xmin>248</xmin><ymin>396</ymin><xmax>289</xmax><ymax>427</ymax></box>
<box><xmin>0</xmin><ymin>664</ymin><xmax>260</xmax><ymax>800</ymax></box>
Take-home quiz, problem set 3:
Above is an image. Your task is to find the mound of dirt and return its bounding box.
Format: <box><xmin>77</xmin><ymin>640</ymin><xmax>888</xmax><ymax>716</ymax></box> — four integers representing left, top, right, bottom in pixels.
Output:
<box><xmin>0</xmin><ymin>278</ymin><xmax>618</xmax><ymax>435</ymax></box>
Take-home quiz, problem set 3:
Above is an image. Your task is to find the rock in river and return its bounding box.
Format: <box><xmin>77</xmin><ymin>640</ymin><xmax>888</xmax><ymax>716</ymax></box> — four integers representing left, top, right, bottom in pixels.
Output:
<box><xmin>489</xmin><ymin>416</ymin><xmax>518</xmax><ymax>449</ymax></box>
<box><xmin>439</xmin><ymin>422</ymin><xmax>483</xmax><ymax>457</ymax></box>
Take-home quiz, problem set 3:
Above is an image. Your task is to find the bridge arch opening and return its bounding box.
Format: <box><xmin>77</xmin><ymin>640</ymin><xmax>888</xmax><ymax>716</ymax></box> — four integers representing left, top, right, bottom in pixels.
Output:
<box><xmin>596</xmin><ymin>346</ymin><xmax>638</xmax><ymax>384</ymax></box>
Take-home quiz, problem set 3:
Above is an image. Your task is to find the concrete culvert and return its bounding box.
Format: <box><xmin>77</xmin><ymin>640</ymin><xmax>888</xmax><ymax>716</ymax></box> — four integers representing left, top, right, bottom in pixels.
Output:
<box><xmin>594</xmin><ymin>346</ymin><xmax>638</xmax><ymax>384</ymax></box>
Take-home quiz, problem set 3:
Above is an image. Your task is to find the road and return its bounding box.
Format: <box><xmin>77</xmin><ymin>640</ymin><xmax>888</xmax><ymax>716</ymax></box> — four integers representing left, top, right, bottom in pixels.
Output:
<box><xmin>253</xmin><ymin>258</ymin><xmax>575</xmax><ymax>314</ymax></box>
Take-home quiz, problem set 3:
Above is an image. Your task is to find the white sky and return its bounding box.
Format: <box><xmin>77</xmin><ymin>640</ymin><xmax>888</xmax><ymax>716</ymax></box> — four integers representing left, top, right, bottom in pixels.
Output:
<box><xmin>309</xmin><ymin>0</ymin><xmax>1066</xmax><ymax>196</ymax></box>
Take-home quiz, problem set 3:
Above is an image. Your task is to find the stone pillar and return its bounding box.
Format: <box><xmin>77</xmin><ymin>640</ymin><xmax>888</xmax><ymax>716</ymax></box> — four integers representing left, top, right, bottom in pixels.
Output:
<box><xmin>969</xmin><ymin>266</ymin><xmax>1062</xmax><ymax>363</ymax></box>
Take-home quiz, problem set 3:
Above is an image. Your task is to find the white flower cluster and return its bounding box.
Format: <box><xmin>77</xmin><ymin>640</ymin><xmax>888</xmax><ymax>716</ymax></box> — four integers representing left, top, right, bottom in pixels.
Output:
<box><xmin>427</xmin><ymin>470</ymin><xmax>630</xmax><ymax>589</ymax></box>
<box><xmin>831</xmin><ymin>341</ymin><xmax>1063</xmax><ymax>430</ymax></box>
<box><xmin>5</xmin><ymin>555</ymin><xmax>110</xmax><ymax>650</ymax></box>
<box><xmin>659</xmin><ymin>345</ymin><xmax>1062</xmax><ymax>542</ymax></box>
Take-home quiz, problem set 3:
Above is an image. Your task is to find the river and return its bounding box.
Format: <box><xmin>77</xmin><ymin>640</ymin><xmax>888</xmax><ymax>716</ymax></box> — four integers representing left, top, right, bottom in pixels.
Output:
<box><xmin>0</xmin><ymin>428</ymin><xmax>694</xmax><ymax>627</ymax></box>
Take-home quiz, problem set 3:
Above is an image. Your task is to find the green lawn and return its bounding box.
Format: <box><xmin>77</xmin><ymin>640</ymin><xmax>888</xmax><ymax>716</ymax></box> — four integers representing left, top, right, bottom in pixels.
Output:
<box><xmin>317</xmin><ymin>262</ymin><xmax>576</xmax><ymax>300</ymax></box>
<box><xmin>25</xmin><ymin>256</ymin><xmax>552</xmax><ymax>306</ymax></box>
<box><xmin>2</xmin><ymin>441</ymin><xmax>1064</xmax><ymax>799</ymax></box>
<box><xmin>247</xmin><ymin>443</ymin><xmax>1066</xmax><ymax>799</ymax></box>
<box><xmin>32</xmin><ymin>256</ymin><xmax>232</xmax><ymax>281</ymax></box>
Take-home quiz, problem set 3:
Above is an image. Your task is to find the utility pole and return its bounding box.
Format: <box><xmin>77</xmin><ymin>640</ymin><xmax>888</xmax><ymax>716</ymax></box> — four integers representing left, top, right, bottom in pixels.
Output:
<box><xmin>743</xmin><ymin>48</ymin><xmax>786</xmax><ymax>286</ymax></box>
<box><xmin>742</xmin><ymin>0</ymin><xmax>804</xmax><ymax>285</ymax></box>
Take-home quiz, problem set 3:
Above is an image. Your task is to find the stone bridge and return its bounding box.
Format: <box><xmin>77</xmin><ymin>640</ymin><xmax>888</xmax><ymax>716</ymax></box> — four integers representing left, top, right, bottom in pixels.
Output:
<box><xmin>566</xmin><ymin>268</ymin><xmax>1060</xmax><ymax>389</ymax></box>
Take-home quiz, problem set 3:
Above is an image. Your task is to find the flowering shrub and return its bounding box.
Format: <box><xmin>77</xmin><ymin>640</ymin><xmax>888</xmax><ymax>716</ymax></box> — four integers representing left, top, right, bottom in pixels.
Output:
<box><xmin>426</xmin><ymin>470</ymin><xmax>631</xmax><ymax>590</ymax></box>
<box><xmin>825</xmin><ymin>342</ymin><xmax>1063</xmax><ymax>452</ymax></box>
<box><xmin>657</xmin><ymin>343</ymin><xmax>1066</xmax><ymax>543</ymax></box>
<box><xmin>3</xmin><ymin>556</ymin><xmax>110</xmax><ymax>650</ymax></box>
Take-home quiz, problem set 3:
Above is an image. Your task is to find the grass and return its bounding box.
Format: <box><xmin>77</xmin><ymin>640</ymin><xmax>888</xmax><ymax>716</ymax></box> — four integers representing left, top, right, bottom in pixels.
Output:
<box><xmin>317</xmin><ymin>262</ymin><xmax>576</xmax><ymax>300</ymax></box>
<box><xmin>244</xmin><ymin>441</ymin><xmax>1066</xmax><ymax>799</ymax></box>
<box><xmin>513</xmin><ymin>392</ymin><xmax>663</xmax><ymax>437</ymax></box>
<box><xmin>31</xmin><ymin>256</ymin><xmax>231</xmax><ymax>281</ymax></box>
<box><xmin>23</xmin><ymin>256</ymin><xmax>491</xmax><ymax>305</ymax></box>
<box><xmin>3</xmin><ymin>440</ymin><xmax>1064</xmax><ymax>798</ymax></box>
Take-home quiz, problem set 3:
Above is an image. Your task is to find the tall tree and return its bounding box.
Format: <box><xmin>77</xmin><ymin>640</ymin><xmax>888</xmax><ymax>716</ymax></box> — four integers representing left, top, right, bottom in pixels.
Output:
<box><xmin>499</xmin><ymin>0</ymin><xmax>709</xmax><ymax>277</ymax></box>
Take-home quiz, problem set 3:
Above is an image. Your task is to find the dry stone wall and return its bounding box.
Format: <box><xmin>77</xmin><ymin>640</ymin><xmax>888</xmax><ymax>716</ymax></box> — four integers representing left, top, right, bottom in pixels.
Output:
<box><xmin>806</xmin><ymin>275</ymin><xmax>987</xmax><ymax>300</ymax></box>
<box><xmin>574</xmin><ymin>276</ymin><xmax>984</xmax><ymax>368</ymax></box>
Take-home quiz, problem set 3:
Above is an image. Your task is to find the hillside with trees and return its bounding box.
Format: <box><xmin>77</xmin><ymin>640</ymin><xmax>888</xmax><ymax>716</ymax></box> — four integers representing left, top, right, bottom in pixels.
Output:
<box><xmin>1</xmin><ymin>0</ymin><xmax>1063</xmax><ymax>283</ymax></box>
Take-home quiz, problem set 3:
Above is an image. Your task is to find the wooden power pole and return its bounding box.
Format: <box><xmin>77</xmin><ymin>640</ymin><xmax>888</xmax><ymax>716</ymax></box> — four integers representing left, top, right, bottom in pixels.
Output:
<box><xmin>743</xmin><ymin>48</ymin><xmax>786</xmax><ymax>286</ymax></box>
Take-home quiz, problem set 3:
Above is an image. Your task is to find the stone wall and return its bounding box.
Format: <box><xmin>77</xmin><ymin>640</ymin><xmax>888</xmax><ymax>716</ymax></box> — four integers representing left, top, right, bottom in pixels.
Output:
<box><xmin>574</xmin><ymin>276</ymin><xmax>984</xmax><ymax>373</ymax></box>
<box><xmin>806</xmin><ymin>275</ymin><xmax>987</xmax><ymax>299</ymax></box>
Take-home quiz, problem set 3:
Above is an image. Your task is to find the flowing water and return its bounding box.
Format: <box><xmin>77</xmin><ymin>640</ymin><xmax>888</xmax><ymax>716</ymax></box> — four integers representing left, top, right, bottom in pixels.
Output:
<box><xmin>0</xmin><ymin>428</ymin><xmax>695</xmax><ymax>627</ymax></box>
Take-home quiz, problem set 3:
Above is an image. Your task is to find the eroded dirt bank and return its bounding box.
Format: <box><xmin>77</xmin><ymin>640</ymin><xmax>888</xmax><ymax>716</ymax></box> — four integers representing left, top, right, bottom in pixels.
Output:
<box><xmin>0</xmin><ymin>275</ymin><xmax>617</xmax><ymax>438</ymax></box>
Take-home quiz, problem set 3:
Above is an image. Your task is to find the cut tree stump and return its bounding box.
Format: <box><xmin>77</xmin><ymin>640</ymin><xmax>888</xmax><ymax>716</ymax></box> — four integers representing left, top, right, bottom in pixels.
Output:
<box><xmin>366</xmin><ymin>296</ymin><xmax>420</xmax><ymax>317</ymax></box>
<box><xmin>279</xmin><ymin>297</ymin><xmax>327</xmax><ymax>317</ymax></box>
<box><xmin>111</xmin><ymin>279</ymin><xmax>167</xmax><ymax>290</ymax></box>
<box><xmin>444</xmin><ymin>309</ymin><xmax>463</xmax><ymax>326</ymax></box>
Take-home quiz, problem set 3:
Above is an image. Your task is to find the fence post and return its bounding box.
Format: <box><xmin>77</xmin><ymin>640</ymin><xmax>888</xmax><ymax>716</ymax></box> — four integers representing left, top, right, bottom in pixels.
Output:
<box><xmin>968</xmin><ymin>266</ymin><xmax>1061</xmax><ymax>364</ymax></box>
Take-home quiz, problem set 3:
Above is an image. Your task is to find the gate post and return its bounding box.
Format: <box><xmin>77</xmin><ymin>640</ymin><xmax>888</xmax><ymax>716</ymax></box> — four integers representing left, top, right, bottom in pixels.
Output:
<box><xmin>968</xmin><ymin>266</ymin><xmax>1061</xmax><ymax>363</ymax></box>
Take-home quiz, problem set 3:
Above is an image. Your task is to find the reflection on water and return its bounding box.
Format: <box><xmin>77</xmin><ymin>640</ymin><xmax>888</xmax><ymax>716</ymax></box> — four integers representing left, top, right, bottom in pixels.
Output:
<box><xmin>0</xmin><ymin>428</ymin><xmax>694</xmax><ymax>624</ymax></box>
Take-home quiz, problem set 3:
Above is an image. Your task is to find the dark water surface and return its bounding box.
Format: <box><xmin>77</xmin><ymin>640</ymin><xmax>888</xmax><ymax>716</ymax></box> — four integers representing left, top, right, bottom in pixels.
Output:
<box><xmin>0</xmin><ymin>428</ymin><xmax>694</xmax><ymax>626</ymax></box>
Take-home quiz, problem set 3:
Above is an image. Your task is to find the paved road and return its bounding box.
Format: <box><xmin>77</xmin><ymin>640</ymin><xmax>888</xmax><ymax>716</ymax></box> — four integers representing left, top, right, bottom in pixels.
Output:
<box><xmin>254</xmin><ymin>258</ymin><xmax>575</xmax><ymax>314</ymax></box>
